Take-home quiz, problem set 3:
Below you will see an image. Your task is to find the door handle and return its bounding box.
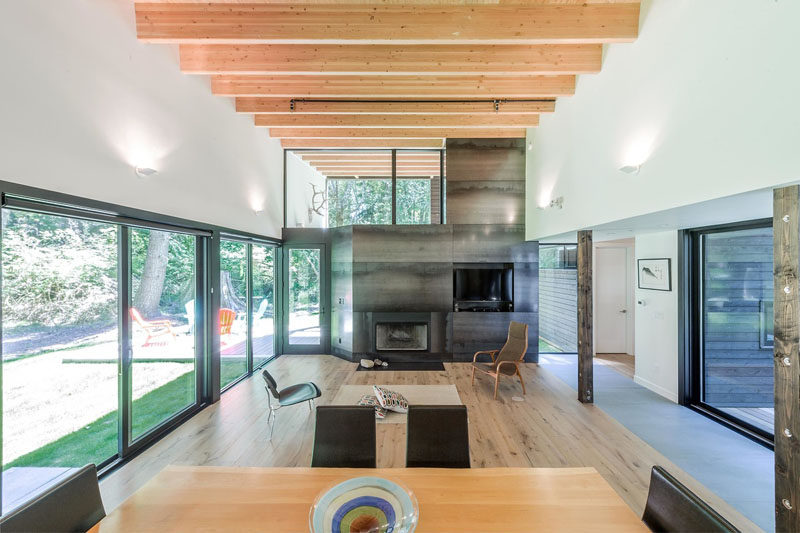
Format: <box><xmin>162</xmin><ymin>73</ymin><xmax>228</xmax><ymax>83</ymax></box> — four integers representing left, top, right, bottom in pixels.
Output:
<box><xmin>619</xmin><ymin>309</ymin><xmax>627</xmax><ymax>314</ymax></box>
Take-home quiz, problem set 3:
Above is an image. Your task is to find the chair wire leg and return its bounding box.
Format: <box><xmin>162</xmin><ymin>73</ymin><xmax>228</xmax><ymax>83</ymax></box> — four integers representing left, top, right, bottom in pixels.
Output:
<box><xmin>307</xmin><ymin>399</ymin><xmax>313</xmax><ymax>411</ymax></box>
<box><xmin>269</xmin><ymin>407</ymin><xmax>277</xmax><ymax>441</ymax></box>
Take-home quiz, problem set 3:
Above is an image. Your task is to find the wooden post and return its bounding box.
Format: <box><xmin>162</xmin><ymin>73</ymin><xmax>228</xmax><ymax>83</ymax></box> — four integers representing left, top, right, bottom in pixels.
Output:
<box><xmin>577</xmin><ymin>230</ymin><xmax>593</xmax><ymax>404</ymax></box>
<box><xmin>774</xmin><ymin>185</ymin><xmax>800</xmax><ymax>532</ymax></box>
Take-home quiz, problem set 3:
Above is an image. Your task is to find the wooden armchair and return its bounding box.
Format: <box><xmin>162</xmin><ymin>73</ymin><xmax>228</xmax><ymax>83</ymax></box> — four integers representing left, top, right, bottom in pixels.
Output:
<box><xmin>471</xmin><ymin>321</ymin><xmax>529</xmax><ymax>400</ymax></box>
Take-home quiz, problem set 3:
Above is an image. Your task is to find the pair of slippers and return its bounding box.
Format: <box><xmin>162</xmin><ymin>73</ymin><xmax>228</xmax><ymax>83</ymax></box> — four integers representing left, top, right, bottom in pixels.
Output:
<box><xmin>360</xmin><ymin>358</ymin><xmax>388</xmax><ymax>368</ymax></box>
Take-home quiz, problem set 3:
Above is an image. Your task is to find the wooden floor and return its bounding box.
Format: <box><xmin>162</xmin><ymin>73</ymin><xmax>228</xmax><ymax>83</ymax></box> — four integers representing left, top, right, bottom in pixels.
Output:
<box><xmin>596</xmin><ymin>353</ymin><xmax>636</xmax><ymax>379</ymax></box>
<box><xmin>99</xmin><ymin>355</ymin><xmax>760</xmax><ymax>532</ymax></box>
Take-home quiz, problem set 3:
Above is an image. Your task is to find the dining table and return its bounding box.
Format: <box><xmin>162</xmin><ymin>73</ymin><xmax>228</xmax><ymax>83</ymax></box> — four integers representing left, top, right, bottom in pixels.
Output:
<box><xmin>90</xmin><ymin>465</ymin><xmax>648</xmax><ymax>532</ymax></box>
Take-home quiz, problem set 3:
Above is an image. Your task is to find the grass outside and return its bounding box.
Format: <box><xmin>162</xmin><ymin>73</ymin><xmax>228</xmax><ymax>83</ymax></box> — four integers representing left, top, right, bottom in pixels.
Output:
<box><xmin>5</xmin><ymin>371</ymin><xmax>196</xmax><ymax>470</ymax></box>
<box><xmin>538</xmin><ymin>337</ymin><xmax>564</xmax><ymax>353</ymax></box>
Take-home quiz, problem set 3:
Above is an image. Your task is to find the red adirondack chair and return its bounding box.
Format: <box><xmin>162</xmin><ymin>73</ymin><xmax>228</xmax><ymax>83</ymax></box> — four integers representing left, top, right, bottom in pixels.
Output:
<box><xmin>129</xmin><ymin>307</ymin><xmax>176</xmax><ymax>346</ymax></box>
<box><xmin>219</xmin><ymin>308</ymin><xmax>236</xmax><ymax>336</ymax></box>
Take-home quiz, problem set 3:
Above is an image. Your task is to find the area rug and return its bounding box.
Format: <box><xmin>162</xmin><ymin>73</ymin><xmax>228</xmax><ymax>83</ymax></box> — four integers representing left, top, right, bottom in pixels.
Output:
<box><xmin>331</xmin><ymin>384</ymin><xmax>461</xmax><ymax>424</ymax></box>
<box><xmin>355</xmin><ymin>361</ymin><xmax>446</xmax><ymax>372</ymax></box>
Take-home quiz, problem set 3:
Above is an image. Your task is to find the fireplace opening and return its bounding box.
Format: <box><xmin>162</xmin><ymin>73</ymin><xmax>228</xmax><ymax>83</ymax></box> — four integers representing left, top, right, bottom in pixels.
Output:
<box><xmin>375</xmin><ymin>322</ymin><xmax>428</xmax><ymax>351</ymax></box>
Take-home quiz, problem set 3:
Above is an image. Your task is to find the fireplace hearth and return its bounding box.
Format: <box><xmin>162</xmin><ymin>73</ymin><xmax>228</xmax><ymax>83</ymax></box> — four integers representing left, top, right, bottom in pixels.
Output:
<box><xmin>376</xmin><ymin>322</ymin><xmax>428</xmax><ymax>351</ymax></box>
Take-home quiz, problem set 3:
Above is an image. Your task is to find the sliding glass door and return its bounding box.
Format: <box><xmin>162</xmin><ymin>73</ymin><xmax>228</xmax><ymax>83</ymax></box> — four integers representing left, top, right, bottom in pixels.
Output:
<box><xmin>688</xmin><ymin>220</ymin><xmax>774</xmax><ymax>441</ymax></box>
<box><xmin>130</xmin><ymin>229</ymin><xmax>197</xmax><ymax>441</ymax></box>
<box><xmin>252</xmin><ymin>244</ymin><xmax>276</xmax><ymax>367</ymax></box>
<box><xmin>1</xmin><ymin>210</ymin><xmax>121</xmax><ymax>512</ymax></box>
<box><xmin>220</xmin><ymin>239</ymin><xmax>248</xmax><ymax>389</ymax></box>
<box><xmin>218</xmin><ymin>240</ymin><xmax>278</xmax><ymax>390</ymax></box>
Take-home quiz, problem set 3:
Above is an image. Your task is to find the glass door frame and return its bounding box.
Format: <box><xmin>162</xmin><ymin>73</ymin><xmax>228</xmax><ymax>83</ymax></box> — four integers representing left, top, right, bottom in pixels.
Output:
<box><xmin>281</xmin><ymin>243</ymin><xmax>328</xmax><ymax>354</ymax></box>
<box><xmin>684</xmin><ymin>218</ymin><xmax>774</xmax><ymax>448</ymax></box>
<box><xmin>121</xmin><ymin>227</ymin><xmax>207</xmax><ymax>456</ymax></box>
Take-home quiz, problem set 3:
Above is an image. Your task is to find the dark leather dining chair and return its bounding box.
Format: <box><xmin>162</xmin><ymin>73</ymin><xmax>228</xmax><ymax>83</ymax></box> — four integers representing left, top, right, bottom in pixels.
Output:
<box><xmin>263</xmin><ymin>369</ymin><xmax>322</xmax><ymax>440</ymax></box>
<box><xmin>406</xmin><ymin>405</ymin><xmax>470</xmax><ymax>468</ymax></box>
<box><xmin>642</xmin><ymin>466</ymin><xmax>739</xmax><ymax>532</ymax></box>
<box><xmin>0</xmin><ymin>464</ymin><xmax>106</xmax><ymax>533</ymax></box>
<box><xmin>311</xmin><ymin>406</ymin><xmax>376</xmax><ymax>468</ymax></box>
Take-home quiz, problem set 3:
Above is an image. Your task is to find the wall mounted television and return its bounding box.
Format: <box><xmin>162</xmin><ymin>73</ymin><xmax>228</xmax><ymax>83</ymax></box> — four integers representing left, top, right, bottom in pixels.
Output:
<box><xmin>453</xmin><ymin>263</ymin><xmax>513</xmax><ymax>311</ymax></box>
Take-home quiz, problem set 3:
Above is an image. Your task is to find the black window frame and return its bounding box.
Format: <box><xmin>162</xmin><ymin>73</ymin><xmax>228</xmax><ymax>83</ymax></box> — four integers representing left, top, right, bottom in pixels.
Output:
<box><xmin>683</xmin><ymin>218</ymin><xmax>774</xmax><ymax>448</ymax></box>
<box><xmin>0</xmin><ymin>180</ymin><xmax>282</xmax><ymax>514</ymax></box>
<box><xmin>283</xmin><ymin>148</ymin><xmax>446</xmax><ymax>228</ymax></box>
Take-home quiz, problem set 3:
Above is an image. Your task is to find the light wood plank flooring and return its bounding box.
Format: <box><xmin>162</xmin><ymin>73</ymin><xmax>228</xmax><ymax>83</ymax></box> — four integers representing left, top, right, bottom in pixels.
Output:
<box><xmin>99</xmin><ymin>355</ymin><xmax>760</xmax><ymax>532</ymax></box>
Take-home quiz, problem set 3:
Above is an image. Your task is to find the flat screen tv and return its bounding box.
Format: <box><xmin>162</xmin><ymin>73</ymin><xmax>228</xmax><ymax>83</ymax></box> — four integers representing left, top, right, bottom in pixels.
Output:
<box><xmin>454</xmin><ymin>266</ymin><xmax>513</xmax><ymax>302</ymax></box>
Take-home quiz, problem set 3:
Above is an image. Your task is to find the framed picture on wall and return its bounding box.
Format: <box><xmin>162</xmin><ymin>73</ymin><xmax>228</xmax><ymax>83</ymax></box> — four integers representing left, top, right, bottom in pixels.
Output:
<box><xmin>637</xmin><ymin>258</ymin><xmax>671</xmax><ymax>291</ymax></box>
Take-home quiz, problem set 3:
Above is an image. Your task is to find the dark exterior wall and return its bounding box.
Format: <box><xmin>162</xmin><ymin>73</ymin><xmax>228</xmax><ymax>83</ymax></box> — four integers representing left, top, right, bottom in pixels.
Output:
<box><xmin>703</xmin><ymin>230</ymin><xmax>773</xmax><ymax>407</ymax></box>
<box><xmin>539</xmin><ymin>269</ymin><xmax>578</xmax><ymax>352</ymax></box>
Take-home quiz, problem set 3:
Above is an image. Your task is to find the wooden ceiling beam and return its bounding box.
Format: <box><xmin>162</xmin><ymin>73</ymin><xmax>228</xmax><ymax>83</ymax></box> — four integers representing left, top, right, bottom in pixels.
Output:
<box><xmin>179</xmin><ymin>43</ymin><xmax>602</xmax><ymax>75</ymax></box>
<box><xmin>281</xmin><ymin>139</ymin><xmax>445</xmax><ymax>149</ymax></box>
<box><xmin>270</xmin><ymin>127</ymin><xmax>525</xmax><ymax>138</ymax></box>
<box><xmin>255</xmin><ymin>113</ymin><xmax>538</xmax><ymax>128</ymax></box>
<box><xmin>236</xmin><ymin>98</ymin><xmax>555</xmax><ymax>114</ymax></box>
<box><xmin>301</xmin><ymin>154</ymin><xmax>440</xmax><ymax>161</ymax></box>
<box><xmin>135</xmin><ymin>3</ymin><xmax>639</xmax><ymax>44</ymax></box>
<box><xmin>213</xmin><ymin>75</ymin><xmax>575</xmax><ymax>97</ymax></box>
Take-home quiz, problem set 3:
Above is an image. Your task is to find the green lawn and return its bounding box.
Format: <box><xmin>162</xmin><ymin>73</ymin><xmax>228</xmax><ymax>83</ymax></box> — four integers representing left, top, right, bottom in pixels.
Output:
<box><xmin>221</xmin><ymin>359</ymin><xmax>248</xmax><ymax>389</ymax></box>
<box><xmin>538</xmin><ymin>337</ymin><xmax>563</xmax><ymax>353</ymax></box>
<box><xmin>5</xmin><ymin>370</ymin><xmax>196</xmax><ymax>470</ymax></box>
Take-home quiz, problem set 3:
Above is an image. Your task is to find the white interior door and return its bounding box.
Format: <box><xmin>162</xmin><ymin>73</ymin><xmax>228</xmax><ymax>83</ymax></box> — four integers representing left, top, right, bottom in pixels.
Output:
<box><xmin>595</xmin><ymin>247</ymin><xmax>628</xmax><ymax>353</ymax></box>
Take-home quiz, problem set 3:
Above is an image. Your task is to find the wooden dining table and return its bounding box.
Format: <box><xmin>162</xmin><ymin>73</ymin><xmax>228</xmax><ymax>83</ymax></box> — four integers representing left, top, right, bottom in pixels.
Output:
<box><xmin>90</xmin><ymin>465</ymin><xmax>648</xmax><ymax>532</ymax></box>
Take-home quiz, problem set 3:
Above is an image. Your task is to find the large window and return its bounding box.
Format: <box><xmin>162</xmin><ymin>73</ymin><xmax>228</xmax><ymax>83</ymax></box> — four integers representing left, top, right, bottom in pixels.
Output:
<box><xmin>538</xmin><ymin>244</ymin><xmax>578</xmax><ymax>353</ymax></box>
<box><xmin>285</xmin><ymin>149</ymin><xmax>443</xmax><ymax>228</ymax></box>
<box><xmin>327</xmin><ymin>179</ymin><xmax>392</xmax><ymax>227</ymax></box>
<box><xmin>688</xmin><ymin>221</ymin><xmax>774</xmax><ymax>441</ymax></box>
<box><xmin>0</xmin><ymin>188</ymin><xmax>281</xmax><ymax>516</ymax></box>
<box><xmin>2</xmin><ymin>210</ymin><xmax>120</xmax><ymax>512</ymax></box>
<box><xmin>130</xmin><ymin>229</ymin><xmax>197</xmax><ymax>440</ymax></box>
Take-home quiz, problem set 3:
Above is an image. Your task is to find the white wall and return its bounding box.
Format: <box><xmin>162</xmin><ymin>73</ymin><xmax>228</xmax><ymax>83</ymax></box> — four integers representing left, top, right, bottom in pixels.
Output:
<box><xmin>0</xmin><ymin>0</ymin><xmax>283</xmax><ymax>237</ymax></box>
<box><xmin>285</xmin><ymin>152</ymin><xmax>326</xmax><ymax>228</ymax></box>
<box><xmin>526</xmin><ymin>0</ymin><xmax>800</xmax><ymax>240</ymax></box>
<box><xmin>634</xmin><ymin>231</ymin><xmax>679</xmax><ymax>402</ymax></box>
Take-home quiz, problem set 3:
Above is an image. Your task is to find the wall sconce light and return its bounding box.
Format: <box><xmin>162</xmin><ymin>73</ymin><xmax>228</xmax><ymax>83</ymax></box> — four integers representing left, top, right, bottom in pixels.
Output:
<box><xmin>134</xmin><ymin>166</ymin><xmax>158</xmax><ymax>178</ymax></box>
<box><xmin>253</xmin><ymin>209</ymin><xmax>264</xmax><ymax>216</ymax></box>
<box><xmin>537</xmin><ymin>196</ymin><xmax>564</xmax><ymax>210</ymax></box>
<box><xmin>619</xmin><ymin>164</ymin><xmax>641</xmax><ymax>175</ymax></box>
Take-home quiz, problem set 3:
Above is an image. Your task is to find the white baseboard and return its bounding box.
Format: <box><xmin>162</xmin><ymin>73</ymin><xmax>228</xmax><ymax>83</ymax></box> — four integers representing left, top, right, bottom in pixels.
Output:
<box><xmin>633</xmin><ymin>375</ymin><xmax>678</xmax><ymax>403</ymax></box>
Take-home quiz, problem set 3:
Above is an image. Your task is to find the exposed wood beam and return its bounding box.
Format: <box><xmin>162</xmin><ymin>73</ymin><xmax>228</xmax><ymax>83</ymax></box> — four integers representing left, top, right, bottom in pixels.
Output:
<box><xmin>237</xmin><ymin>98</ymin><xmax>555</xmax><ymax>114</ymax></box>
<box><xmin>213</xmin><ymin>75</ymin><xmax>575</xmax><ymax>97</ymax></box>
<box><xmin>270</xmin><ymin>127</ymin><xmax>525</xmax><ymax>138</ymax></box>
<box><xmin>135</xmin><ymin>3</ymin><xmax>640</xmax><ymax>44</ymax></box>
<box><xmin>281</xmin><ymin>139</ymin><xmax>445</xmax><ymax>149</ymax></box>
<box><xmin>314</xmin><ymin>167</ymin><xmax>439</xmax><ymax>172</ymax></box>
<box><xmin>180</xmin><ymin>43</ymin><xmax>602</xmax><ymax>75</ymax></box>
<box><xmin>301</xmin><ymin>155</ymin><xmax>441</xmax><ymax>162</ymax></box>
<box><xmin>577</xmin><ymin>230</ymin><xmax>594</xmax><ymax>404</ymax></box>
<box><xmin>255</xmin><ymin>114</ymin><xmax>538</xmax><ymax>128</ymax></box>
<box><xmin>773</xmin><ymin>185</ymin><xmax>800</xmax><ymax>532</ymax></box>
